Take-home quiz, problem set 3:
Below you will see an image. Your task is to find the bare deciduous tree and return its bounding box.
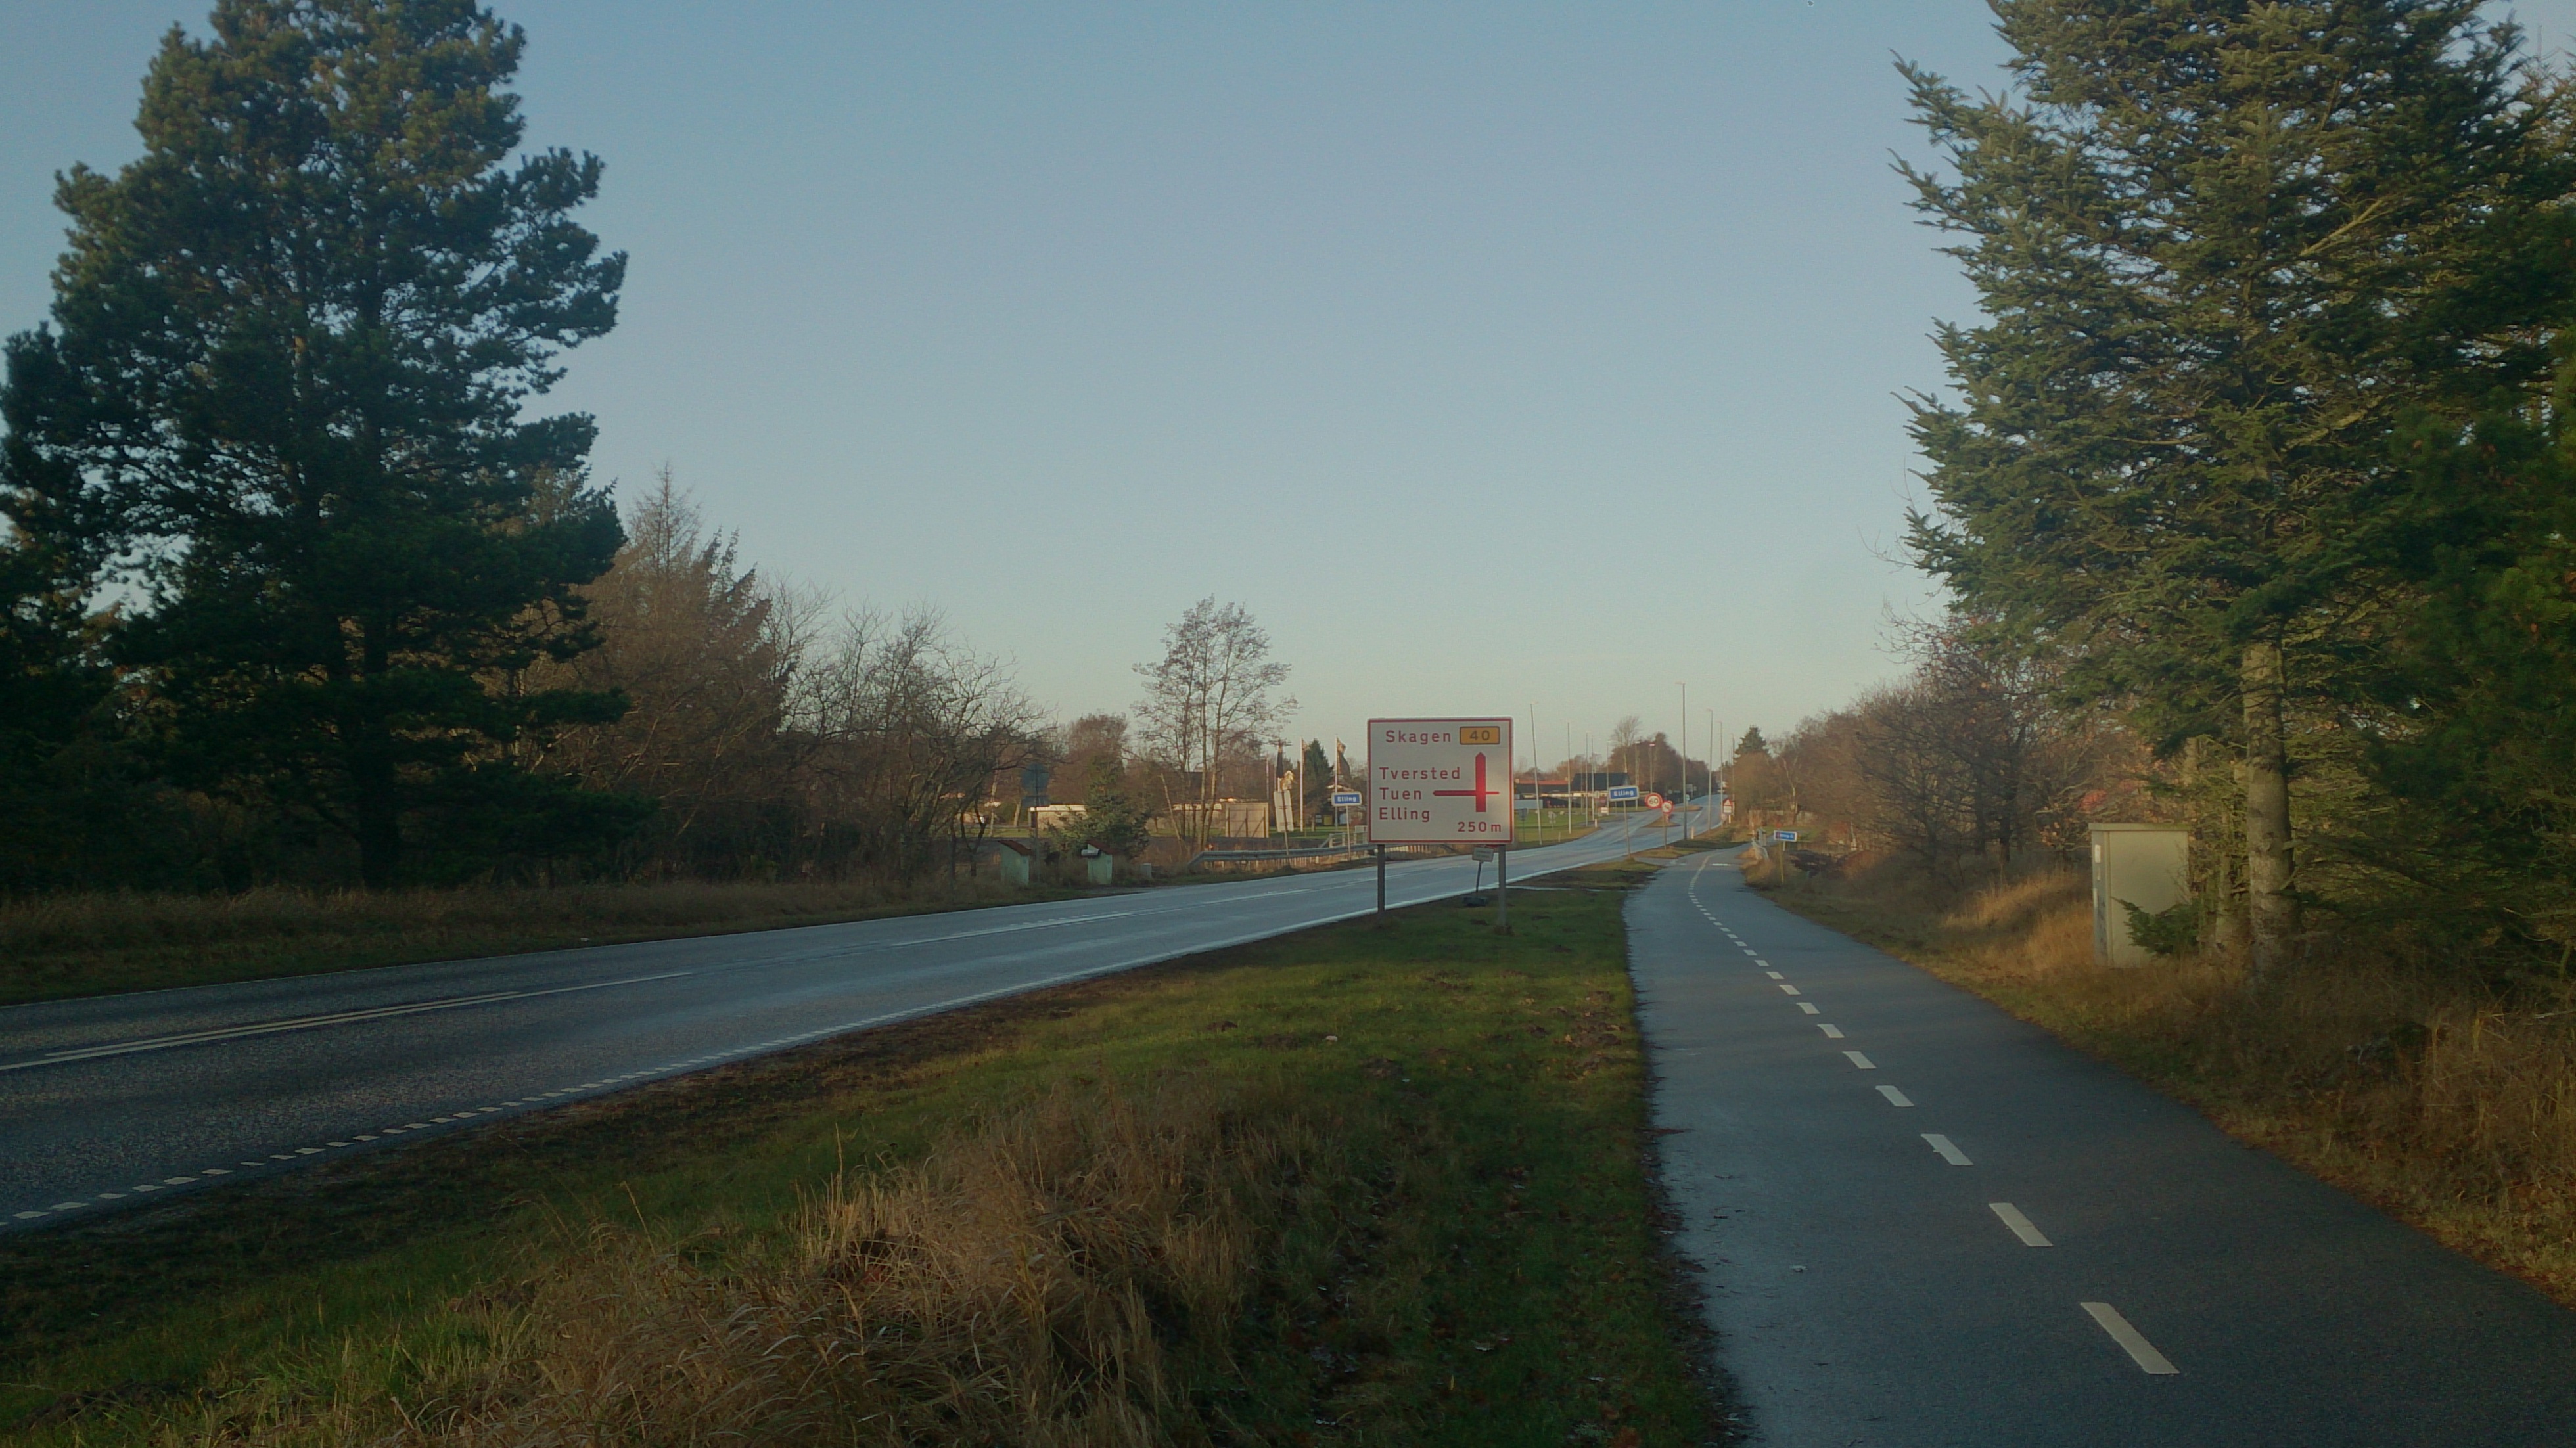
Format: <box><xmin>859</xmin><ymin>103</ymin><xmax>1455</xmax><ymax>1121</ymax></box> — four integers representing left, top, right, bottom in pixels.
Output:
<box><xmin>1059</xmin><ymin>714</ymin><xmax>1130</xmax><ymax>803</ymax></box>
<box><xmin>1781</xmin><ymin>618</ymin><xmax>2123</xmax><ymax>878</ymax></box>
<box><xmin>1133</xmin><ymin>599</ymin><xmax>1295</xmax><ymax>849</ymax></box>
<box><xmin>802</xmin><ymin>608</ymin><xmax>1047</xmax><ymax>881</ymax></box>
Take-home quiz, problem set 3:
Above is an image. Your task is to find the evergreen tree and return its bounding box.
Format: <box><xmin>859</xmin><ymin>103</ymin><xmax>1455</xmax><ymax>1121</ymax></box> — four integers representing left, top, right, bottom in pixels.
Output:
<box><xmin>0</xmin><ymin>526</ymin><xmax>154</xmax><ymax>890</ymax></box>
<box><xmin>1301</xmin><ymin>738</ymin><xmax>1333</xmax><ymax>822</ymax></box>
<box><xmin>1900</xmin><ymin>1</ymin><xmax>2576</xmax><ymax>973</ymax></box>
<box><xmin>0</xmin><ymin>0</ymin><xmax>632</xmax><ymax>886</ymax></box>
<box><xmin>2364</xmin><ymin>396</ymin><xmax>2576</xmax><ymax>960</ymax></box>
<box><xmin>1057</xmin><ymin>756</ymin><xmax>1155</xmax><ymax>860</ymax></box>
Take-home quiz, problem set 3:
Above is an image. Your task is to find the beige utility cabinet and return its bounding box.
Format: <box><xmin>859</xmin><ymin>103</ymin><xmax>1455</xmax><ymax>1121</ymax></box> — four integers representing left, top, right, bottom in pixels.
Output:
<box><xmin>2089</xmin><ymin>824</ymin><xmax>2190</xmax><ymax>967</ymax></box>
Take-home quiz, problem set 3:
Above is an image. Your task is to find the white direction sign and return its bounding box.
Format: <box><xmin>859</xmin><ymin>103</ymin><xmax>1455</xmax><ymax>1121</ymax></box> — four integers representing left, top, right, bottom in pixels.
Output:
<box><xmin>1367</xmin><ymin>717</ymin><xmax>1515</xmax><ymax>845</ymax></box>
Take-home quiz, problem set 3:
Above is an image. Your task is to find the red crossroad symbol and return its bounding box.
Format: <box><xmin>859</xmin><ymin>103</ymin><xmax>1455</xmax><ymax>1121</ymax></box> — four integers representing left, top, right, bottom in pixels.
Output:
<box><xmin>1431</xmin><ymin>752</ymin><xmax>1501</xmax><ymax>813</ymax></box>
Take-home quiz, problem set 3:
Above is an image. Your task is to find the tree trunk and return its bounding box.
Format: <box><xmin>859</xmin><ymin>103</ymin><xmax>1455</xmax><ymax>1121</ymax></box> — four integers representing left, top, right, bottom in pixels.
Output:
<box><xmin>2183</xmin><ymin>735</ymin><xmax>2250</xmax><ymax>959</ymax></box>
<box><xmin>2241</xmin><ymin>639</ymin><xmax>2297</xmax><ymax>978</ymax></box>
<box><xmin>352</xmin><ymin>740</ymin><xmax>402</xmax><ymax>890</ymax></box>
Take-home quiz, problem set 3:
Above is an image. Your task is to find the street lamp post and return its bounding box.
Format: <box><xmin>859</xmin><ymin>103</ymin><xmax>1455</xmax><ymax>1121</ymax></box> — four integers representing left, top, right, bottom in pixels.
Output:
<box><xmin>1670</xmin><ymin>681</ymin><xmax>1684</xmax><ymax>849</ymax></box>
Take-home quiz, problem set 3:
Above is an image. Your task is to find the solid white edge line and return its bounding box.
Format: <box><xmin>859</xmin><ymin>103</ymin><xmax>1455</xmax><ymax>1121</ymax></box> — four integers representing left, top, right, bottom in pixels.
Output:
<box><xmin>2081</xmin><ymin>1301</ymin><xmax>2178</xmax><ymax>1374</ymax></box>
<box><xmin>1989</xmin><ymin>1202</ymin><xmax>2052</xmax><ymax>1246</ymax></box>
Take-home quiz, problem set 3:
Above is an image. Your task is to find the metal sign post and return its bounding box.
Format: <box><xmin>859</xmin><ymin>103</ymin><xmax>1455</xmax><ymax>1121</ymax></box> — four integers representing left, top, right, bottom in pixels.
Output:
<box><xmin>1331</xmin><ymin>789</ymin><xmax>1361</xmax><ymax>849</ymax></box>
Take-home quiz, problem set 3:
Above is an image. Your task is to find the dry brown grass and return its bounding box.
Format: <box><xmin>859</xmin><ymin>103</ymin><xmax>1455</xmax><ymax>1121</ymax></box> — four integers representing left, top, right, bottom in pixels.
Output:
<box><xmin>153</xmin><ymin>1080</ymin><xmax>1303</xmax><ymax>1447</ymax></box>
<box><xmin>0</xmin><ymin>876</ymin><xmax>1038</xmax><ymax>1005</ymax></box>
<box><xmin>7</xmin><ymin>880</ymin><xmax>1720</xmax><ymax>1447</ymax></box>
<box><xmin>1774</xmin><ymin>860</ymin><xmax>2576</xmax><ymax>1307</ymax></box>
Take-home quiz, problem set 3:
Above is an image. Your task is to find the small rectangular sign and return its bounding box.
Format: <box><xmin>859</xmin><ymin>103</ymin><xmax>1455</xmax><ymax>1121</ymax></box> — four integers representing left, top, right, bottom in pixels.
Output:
<box><xmin>1607</xmin><ymin>785</ymin><xmax>1641</xmax><ymax>801</ymax></box>
<box><xmin>1331</xmin><ymin>790</ymin><xmax>1362</xmax><ymax>807</ymax></box>
<box><xmin>1367</xmin><ymin>717</ymin><xmax>1515</xmax><ymax>845</ymax></box>
<box><xmin>1774</xmin><ymin>830</ymin><xmax>1800</xmax><ymax>842</ymax></box>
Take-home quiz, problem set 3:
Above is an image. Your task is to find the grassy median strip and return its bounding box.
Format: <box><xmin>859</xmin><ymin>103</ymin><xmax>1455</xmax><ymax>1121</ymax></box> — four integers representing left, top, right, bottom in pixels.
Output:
<box><xmin>1</xmin><ymin>871</ymin><xmax>1719</xmax><ymax>1445</ymax></box>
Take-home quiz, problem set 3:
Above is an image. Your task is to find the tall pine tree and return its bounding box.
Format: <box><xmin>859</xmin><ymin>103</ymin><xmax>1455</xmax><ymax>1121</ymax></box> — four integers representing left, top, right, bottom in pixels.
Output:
<box><xmin>1900</xmin><ymin>1</ymin><xmax>2576</xmax><ymax>973</ymax></box>
<box><xmin>0</xmin><ymin>0</ymin><xmax>632</xmax><ymax>886</ymax></box>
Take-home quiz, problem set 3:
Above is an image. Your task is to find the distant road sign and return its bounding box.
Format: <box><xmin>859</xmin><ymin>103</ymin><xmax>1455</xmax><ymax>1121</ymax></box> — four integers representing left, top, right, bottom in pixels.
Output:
<box><xmin>1331</xmin><ymin>790</ymin><xmax>1362</xmax><ymax>807</ymax></box>
<box><xmin>1368</xmin><ymin>717</ymin><xmax>1515</xmax><ymax>845</ymax></box>
<box><xmin>1774</xmin><ymin>829</ymin><xmax>1801</xmax><ymax>842</ymax></box>
<box><xmin>1645</xmin><ymin>792</ymin><xmax>1666</xmax><ymax>809</ymax></box>
<box><xmin>1607</xmin><ymin>785</ymin><xmax>1641</xmax><ymax>802</ymax></box>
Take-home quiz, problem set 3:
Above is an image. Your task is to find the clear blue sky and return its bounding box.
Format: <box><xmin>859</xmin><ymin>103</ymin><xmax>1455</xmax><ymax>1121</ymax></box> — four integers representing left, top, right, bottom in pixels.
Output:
<box><xmin>8</xmin><ymin>3</ymin><xmax>2570</xmax><ymax>768</ymax></box>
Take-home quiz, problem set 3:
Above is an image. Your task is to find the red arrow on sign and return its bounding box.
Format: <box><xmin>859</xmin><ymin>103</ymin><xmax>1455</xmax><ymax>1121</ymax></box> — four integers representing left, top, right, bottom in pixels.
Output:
<box><xmin>1431</xmin><ymin>752</ymin><xmax>1502</xmax><ymax>813</ymax></box>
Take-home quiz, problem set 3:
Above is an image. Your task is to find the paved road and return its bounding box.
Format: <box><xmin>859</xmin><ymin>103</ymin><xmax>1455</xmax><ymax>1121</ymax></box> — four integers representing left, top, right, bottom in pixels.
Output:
<box><xmin>1635</xmin><ymin>851</ymin><xmax>2576</xmax><ymax>1447</ymax></box>
<box><xmin>1</xmin><ymin>809</ymin><xmax>1696</xmax><ymax>1233</ymax></box>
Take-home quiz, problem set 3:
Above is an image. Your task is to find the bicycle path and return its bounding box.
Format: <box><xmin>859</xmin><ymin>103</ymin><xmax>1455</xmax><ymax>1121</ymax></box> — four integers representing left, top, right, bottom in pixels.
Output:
<box><xmin>1631</xmin><ymin>851</ymin><xmax>2576</xmax><ymax>1446</ymax></box>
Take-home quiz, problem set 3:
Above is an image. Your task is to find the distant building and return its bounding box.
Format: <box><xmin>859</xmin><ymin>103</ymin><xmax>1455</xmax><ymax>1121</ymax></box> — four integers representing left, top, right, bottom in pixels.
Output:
<box><xmin>1166</xmin><ymin>800</ymin><xmax>1274</xmax><ymax>838</ymax></box>
<box><xmin>1514</xmin><ymin>778</ymin><xmax>1573</xmax><ymax>811</ymax></box>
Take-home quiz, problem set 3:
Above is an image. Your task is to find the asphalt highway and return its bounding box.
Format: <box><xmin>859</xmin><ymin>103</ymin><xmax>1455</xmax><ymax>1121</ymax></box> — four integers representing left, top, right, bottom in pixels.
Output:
<box><xmin>1</xmin><ymin>809</ymin><xmax>1693</xmax><ymax>1233</ymax></box>
<box><xmin>1636</xmin><ymin>850</ymin><xmax>2576</xmax><ymax>1446</ymax></box>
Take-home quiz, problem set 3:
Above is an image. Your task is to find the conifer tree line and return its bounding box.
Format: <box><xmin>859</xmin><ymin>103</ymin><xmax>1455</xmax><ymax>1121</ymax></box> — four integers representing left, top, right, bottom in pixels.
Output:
<box><xmin>0</xmin><ymin>0</ymin><xmax>1337</xmax><ymax>894</ymax></box>
<box><xmin>0</xmin><ymin>1</ymin><xmax>1070</xmax><ymax>892</ymax></box>
<box><xmin>1796</xmin><ymin>0</ymin><xmax>2576</xmax><ymax>978</ymax></box>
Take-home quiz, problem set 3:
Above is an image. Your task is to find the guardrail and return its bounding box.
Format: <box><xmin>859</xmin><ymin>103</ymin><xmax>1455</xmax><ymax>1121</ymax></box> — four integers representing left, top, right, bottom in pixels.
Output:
<box><xmin>1185</xmin><ymin>842</ymin><xmax>1378</xmax><ymax>868</ymax></box>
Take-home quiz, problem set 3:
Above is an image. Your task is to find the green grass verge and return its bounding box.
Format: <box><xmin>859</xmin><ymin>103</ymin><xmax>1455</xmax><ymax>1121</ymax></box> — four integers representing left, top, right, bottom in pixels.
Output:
<box><xmin>1</xmin><ymin>869</ymin><xmax>1721</xmax><ymax>1445</ymax></box>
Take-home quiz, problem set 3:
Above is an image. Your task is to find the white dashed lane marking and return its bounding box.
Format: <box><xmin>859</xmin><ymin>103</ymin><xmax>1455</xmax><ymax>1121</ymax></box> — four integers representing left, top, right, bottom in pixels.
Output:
<box><xmin>7</xmin><ymin>943</ymin><xmax>1240</xmax><ymax>1225</ymax></box>
<box><xmin>1876</xmin><ymin>1085</ymin><xmax>1914</xmax><ymax>1107</ymax></box>
<box><xmin>1818</xmin><ymin>1024</ymin><xmax>1845</xmax><ymax>1039</ymax></box>
<box><xmin>2082</xmin><ymin>1301</ymin><xmax>2178</xmax><ymax>1374</ymax></box>
<box><xmin>1842</xmin><ymin>1051</ymin><xmax>1876</xmax><ymax>1070</ymax></box>
<box><xmin>1778</xmin><ymin>984</ymin><xmax>1802</xmax><ymax>997</ymax></box>
<box><xmin>1990</xmin><ymin>1202</ymin><xmax>2052</xmax><ymax>1246</ymax></box>
<box><xmin>1923</xmin><ymin>1133</ymin><xmax>1974</xmax><ymax>1165</ymax></box>
<box><xmin>1797</xmin><ymin>1002</ymin><xmax>1820</xmax><ymax>1014</ymax></box>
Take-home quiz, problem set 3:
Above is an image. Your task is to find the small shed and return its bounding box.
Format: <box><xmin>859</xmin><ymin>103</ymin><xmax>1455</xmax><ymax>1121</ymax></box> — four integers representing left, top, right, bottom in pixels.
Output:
<box><xmin>2090</xmin><ymin>824</ymin><xmax>2190</xmax><ymax>967</ymax></box>
<box><xmin>975</xmin><ymin>836</ymin><xmax>1036</xmax><ymax>886</ymax></box>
